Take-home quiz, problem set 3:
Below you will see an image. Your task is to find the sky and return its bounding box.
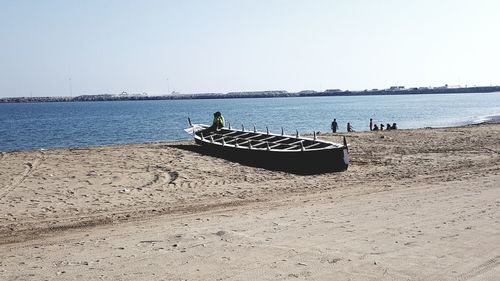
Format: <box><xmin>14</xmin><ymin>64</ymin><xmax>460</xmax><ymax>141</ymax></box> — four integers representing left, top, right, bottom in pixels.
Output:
<box><xmin>1</xmin><ymin>0</ymin><xmax>499</xmax><ymax>97</ymax></box>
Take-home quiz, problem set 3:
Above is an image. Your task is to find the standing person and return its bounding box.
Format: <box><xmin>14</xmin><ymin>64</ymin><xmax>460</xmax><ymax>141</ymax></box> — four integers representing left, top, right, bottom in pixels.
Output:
<box><xmin>209</xmin><ymin>111</ymin><xmax>224</xmax><ymax>131</ymax></box>
<box><xmin>380</xmin><ymin>124</ymin><xmax>384</xmax><ymax>131</ymax></box>
<box><xmin>331</xmin><ymin>118</ymin><xmax>338</xmax><ymax>133</ymax></box>
<box><xmin>347</xmin><ymin>122</ymin><xmax>354</xmax><ymax>132</ymax></box>
<box><xmin>369</xmin><ymin>118</ymin><xmax>374</xmax><ymax>131</ymax></box>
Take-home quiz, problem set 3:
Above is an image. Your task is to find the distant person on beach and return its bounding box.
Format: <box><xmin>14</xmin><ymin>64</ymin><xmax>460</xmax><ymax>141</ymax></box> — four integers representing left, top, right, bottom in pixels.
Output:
<box><xmin>392</xmin><ymin>123</ymin><xmax>398</xmax><ymax>130</ymax></box>
<box><xmin>380</xmin><ymin>124</ymin><xmax>385</xmax><ymax>131</ymax></box>
<box><xmin>347</xmin><ymin>122</ymin><xmax>354</xmax><ymax>132</ymax></box>
<box><xmin>370</xmin><ymin>118</ymin><xmax>373</xmax><ymax>131</ymax></box>
<box><xmin>209</xmin><ymin>111</ymin><xmax>225</xmax><ymax>131</ymax></box>
<box><xmin>373</xmin><ymin>124</ymin><xmax>379</xmax><ymax>131</ymax></box>
<box><xmin>386</xmin><ymin>123</ymin><xmax>392</xmax><ymax>130</ymax></box>
<box><xmin>331</xmin><ymin>119</ymin><xmax>338</xmax><ymax>133</ymax></box>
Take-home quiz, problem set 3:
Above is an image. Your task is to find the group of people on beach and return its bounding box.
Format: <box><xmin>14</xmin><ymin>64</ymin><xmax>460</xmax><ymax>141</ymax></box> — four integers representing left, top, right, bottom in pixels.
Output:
<box><xmin>331</xmin><ymin>118</ymin><xmax>398</xmax><ymax>133</ymax></box>
<box><xmin>369</xmin><ymin>118</ymin><xmax>397</xmax><ymax>131</ymax></box>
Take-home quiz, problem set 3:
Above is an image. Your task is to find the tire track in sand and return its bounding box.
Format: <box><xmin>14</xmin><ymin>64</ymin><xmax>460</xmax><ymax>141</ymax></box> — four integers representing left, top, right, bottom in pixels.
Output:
<box><xmin>139</xmin><ymin>165</ymin><xmax>179</xmax><ymax>190</ymax></box>
<box><xmin>0</xmin><ymin>152</ymin><xmax>45</xmax><ymax>201</ymax></box>
<box><xmin>454</xmin><ymin>256</ymin><xmax>500</xmax><ymax>281</ymax></box>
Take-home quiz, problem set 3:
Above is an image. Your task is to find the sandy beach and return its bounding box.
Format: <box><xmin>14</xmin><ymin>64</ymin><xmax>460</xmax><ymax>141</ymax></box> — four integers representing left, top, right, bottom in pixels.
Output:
<box><xmin>1</xmin><ymin>123</ymin><xmax>499</xmax><ymax>280</ymax></box>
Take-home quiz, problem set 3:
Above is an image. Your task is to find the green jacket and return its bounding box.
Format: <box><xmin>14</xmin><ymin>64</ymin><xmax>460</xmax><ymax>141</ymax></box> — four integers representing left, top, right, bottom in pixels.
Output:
<box><xmin>212</xmin><ymin>115</ymin><xmax>225</xmax><ymax>128</ymax></box>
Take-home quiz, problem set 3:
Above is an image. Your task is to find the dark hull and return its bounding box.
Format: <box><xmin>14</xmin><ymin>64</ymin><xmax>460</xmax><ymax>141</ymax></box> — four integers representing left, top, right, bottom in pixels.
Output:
<box><xmin>194</xmin><ymin>138</ymin><xmax>348</xmax><ymax>174</ymax></box>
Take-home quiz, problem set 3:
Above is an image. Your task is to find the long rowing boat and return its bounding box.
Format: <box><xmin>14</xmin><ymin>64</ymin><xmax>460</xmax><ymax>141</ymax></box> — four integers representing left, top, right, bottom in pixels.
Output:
<box><xmin>185</xmin><ymin>119</ymin><xmax>349</xmax><ymax>174</ymax></box>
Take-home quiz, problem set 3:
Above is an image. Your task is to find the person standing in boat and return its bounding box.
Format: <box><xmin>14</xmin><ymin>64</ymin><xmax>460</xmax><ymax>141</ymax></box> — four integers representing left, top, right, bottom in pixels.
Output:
<box><xmin>331</xmin><ymin>118</ymin><xmax>338</xmax><ymax>133</ymax></box>
<box><xmin>209</xmin><ymin>111</ymin><xmax>225</xmax><ymax>131</ymax></box>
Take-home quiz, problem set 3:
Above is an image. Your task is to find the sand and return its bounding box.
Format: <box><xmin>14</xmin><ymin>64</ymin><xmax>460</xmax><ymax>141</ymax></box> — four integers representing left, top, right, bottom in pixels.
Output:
<box><xmin>0</xmin><ymin>124</ymin><xmax>499</xmax><ymax>280</ymax></box>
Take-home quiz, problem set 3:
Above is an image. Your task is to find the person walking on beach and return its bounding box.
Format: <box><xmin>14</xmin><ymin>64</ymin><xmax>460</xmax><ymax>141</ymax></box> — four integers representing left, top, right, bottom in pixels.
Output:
<box><xmin>369</xmin><ymin>118</ymin><xmax>373</xmax><ymax>131</ymax></box>
<box><xmin>209</xmin><ymin>111</ymin><xmax>225</xmax><ymax>131</ymax></box>
<box><xmin>331</xmin><ymin>118</ymin><xmax>338</xmax><ymax>133</ymax></box>
<box><xmin>347</xmin><ymin>122</ymin><xmax>354</xmax><ymax>132</ymax></box>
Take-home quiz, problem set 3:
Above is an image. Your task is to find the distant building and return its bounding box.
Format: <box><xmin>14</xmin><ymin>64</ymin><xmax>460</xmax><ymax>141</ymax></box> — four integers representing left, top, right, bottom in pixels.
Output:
<box><xmin>298</xmin><ymin>90</ymin><xmax>317</xmax><ymax>94</ymax></box>
<box><xmin>389</xmin><ymin>86</ymin><xmax>405</xmax><ymax>91</ymax></box>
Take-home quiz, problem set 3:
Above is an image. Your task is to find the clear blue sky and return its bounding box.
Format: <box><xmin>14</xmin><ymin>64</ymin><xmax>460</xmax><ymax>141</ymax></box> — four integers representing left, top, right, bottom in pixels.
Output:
<box><xmin>1</xmin><ymin>0</ymin><xmax>499</xmax><ymax>97</ymax></box>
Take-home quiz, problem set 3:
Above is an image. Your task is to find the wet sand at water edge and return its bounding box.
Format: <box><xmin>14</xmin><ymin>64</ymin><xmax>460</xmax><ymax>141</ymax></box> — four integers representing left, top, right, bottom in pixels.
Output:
<box><xmin>1</xmin><ymin>123</ymin><xmax>499</xmax><ymax>280</ymax></box>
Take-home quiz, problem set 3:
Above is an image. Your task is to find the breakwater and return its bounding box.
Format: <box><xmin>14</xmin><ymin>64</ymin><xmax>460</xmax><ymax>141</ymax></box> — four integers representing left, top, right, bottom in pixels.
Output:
<box><xmin>2</xmin><ymin>86</ymin><xmax>500</xmax><ymax>103</ymax></box>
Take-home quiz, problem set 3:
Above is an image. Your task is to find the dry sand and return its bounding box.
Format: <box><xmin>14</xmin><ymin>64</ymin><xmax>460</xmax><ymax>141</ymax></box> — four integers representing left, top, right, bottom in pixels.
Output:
<box><xmin>0</xmin><ymin>124</ymin><xmax>499</xmax><ymax>280</ymax></box>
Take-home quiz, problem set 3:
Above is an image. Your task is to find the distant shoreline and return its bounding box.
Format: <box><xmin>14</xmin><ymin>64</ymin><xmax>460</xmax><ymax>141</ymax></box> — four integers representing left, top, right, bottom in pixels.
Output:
<box><xmin>1</xmin><ymin>85</ymin><xmax>500</xmax><ymax>103</ymax></box>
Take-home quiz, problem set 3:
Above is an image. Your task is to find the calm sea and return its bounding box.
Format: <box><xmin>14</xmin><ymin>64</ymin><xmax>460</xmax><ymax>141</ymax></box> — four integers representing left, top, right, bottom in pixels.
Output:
<box><xmin>1</xmin><ymin>92</ymin><xmax>500</xmax><ymax>152</ymax></box>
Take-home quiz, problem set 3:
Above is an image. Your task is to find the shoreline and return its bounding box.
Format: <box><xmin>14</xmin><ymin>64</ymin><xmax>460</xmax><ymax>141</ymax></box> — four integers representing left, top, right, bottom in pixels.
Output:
<box><xmin>2</xmin><ymin>117</ymin><xmax>500</xmax><ymax>153</ymax></box>
<box><xmin>484</xmin><ymin>114</ymin><xmax>500</xmax><ymax>124</ymax></box>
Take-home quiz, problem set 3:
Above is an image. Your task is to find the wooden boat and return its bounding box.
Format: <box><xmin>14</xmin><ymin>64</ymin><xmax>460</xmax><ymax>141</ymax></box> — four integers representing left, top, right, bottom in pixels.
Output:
<box><xmin>185</xmin><ymin>118</ymin><xmax>349</xmax><ymax>174</ymax></box>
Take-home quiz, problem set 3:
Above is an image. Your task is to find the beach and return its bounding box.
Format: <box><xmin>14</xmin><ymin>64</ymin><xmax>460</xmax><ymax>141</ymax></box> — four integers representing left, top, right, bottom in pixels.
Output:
<box><xmin>1</xmin><ymin>123</ymin><xmax>499</xmax><ymax>280</ymax></box>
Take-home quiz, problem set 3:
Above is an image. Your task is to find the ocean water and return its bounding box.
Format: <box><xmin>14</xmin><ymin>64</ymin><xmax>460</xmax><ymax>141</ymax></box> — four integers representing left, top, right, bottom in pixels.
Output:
<box><xmin>1</xmin><ymin>92</ymin><xmax>500</xmax><ymax>152</ymax></box>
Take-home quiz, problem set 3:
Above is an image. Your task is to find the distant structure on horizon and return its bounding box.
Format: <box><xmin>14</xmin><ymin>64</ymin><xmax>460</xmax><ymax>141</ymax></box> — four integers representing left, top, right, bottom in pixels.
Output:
<box><xmin>1</xmin><ymin>85</ymin><xmax>500</xmax><ymax>103</ymax></box>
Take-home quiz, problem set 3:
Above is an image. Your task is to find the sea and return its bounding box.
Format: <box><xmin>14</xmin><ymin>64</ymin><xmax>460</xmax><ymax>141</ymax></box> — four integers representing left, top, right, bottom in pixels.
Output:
<box><xmin>1</xmin><ymin>92</ymin><xmax>500</xmax><ymax>152</ymax></box>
